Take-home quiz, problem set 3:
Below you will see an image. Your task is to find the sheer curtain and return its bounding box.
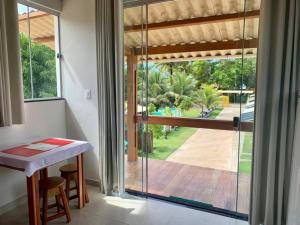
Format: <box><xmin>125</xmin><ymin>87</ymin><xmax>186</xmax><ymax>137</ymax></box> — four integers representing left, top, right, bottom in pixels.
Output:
<box><xmin>95</xmin><ymin>0</ymin><xmax>124</xmax><ymax>194</ymax></box>
<box><xmin>250</xmin><ymin>0</ymin><xmax>300</xmax><ymax>224</ymax></box>
<box><xmin>0</xmin><ymin>0</ymin><xmax>24</xmax><ymax>127</ymax></box>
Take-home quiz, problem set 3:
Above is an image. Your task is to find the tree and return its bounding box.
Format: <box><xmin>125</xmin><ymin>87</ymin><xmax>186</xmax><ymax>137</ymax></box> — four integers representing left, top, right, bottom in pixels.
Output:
<box><xmin>172</xmin><ymin>72</ymin><xmax>195</xmax><ymax>97</ymax></box>
<box><xmin>178</xmin><ymin>96</ymin><xmax>193</xmax><ymax>112</ymax></box>
<box><xmin>190</xmin><ymin>60</ymin><xmax>213</xmax><ymax>88</ymax></box>
<box><xmin>20</xmin><ymin>33</ymin><xmax>57</xmax><ymax>99</ymax></box>
<box><xmin>196</xmin><ymin>84</ymin><xmax>221</xmax><ymax>110</ymax></box>
<box><xmin>135</xmin><ymin>58</ymin><xmax>256</xmax><ymax>109</ymax></box>
<box><xmin>171</xmin><ymin>72</ymin><xmax>196</xmax><ymax>111</ymax></box>
<box><xmin>147</xmin><ymin>70</ymin><xmax>170</xmax><ymax>108</ymax></box>
<box><xmin>148</xmin><ymin>71</ymin><xmax>168</xmax><ymax>97</ymax></box>
<box><xmin>209</xmin><ymin>58</ymin><xmax>256</xmax><ymax>90</ymax></box>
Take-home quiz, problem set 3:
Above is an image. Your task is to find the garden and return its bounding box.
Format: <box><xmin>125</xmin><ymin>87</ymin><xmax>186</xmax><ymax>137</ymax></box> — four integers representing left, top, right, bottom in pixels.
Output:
<box><xmin>125</xmin><ymin>59</ymin><xmax>256</xmax><ymax>173</ymax></box>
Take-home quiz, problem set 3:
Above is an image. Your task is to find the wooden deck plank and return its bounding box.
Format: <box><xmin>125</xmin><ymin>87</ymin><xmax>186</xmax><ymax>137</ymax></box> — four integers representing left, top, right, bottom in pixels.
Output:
<box><xmin>125</xmin><ymin>157</ymin><xmax>250</xmax><ymax>214</ymax></box>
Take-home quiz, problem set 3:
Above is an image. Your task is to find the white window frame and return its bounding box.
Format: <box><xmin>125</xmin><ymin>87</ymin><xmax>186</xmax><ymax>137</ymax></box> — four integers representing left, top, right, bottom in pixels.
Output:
<box><xmin>18</xmin><ymin>1</ymin><xmax>62</xmax><ymax>101</ymax></box>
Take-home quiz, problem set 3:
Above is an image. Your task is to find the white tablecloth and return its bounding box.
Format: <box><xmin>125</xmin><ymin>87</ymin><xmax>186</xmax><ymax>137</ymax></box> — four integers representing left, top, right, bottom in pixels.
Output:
<box><xmin>0</xmin><ymin>138</ymin><xmax>93</xmax><ymax>177</ymax></box>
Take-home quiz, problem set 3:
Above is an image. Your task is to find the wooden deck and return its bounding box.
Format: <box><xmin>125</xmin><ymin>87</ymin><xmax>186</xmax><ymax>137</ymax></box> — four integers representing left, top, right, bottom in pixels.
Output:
<box><xmin>125</xmin><ymin>158</ymin><xmax>250</xmax><ymax>214</ymax></box>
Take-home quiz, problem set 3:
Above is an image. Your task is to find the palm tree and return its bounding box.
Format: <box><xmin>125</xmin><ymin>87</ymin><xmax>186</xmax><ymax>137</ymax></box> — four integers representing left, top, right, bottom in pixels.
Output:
<box><xmin>168</xmin><ymin>72</ymin><xmax>196</xmax><ymax>111</ymax></box>
<box><xmin>147</xmin><ymin>71</ymin><xmax>170</xmax><ymax>108</ymax></box>
<box><xmin>195</xmin><ymin>84</ymin><xmax>221</xmax><ymax>110</ymax></box>
<box><xmin>172</xmin><ymin>72</ymin><xmax>195</xmax><ymax>97</ymax></box>
<box><xmin>148</xmin><ymin>71</ymin><xmax>168</xmax><ymax>97</ymax></box>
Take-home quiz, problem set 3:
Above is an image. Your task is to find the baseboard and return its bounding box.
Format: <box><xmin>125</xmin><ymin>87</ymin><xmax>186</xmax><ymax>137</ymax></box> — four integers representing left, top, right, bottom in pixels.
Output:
<box><xmin>0</xmin><ymin>195</ymin><xmax>27</xmax><ymax>216</ymax></box>
<box><xmin>85</xmin><ymin>178</ymin><xmax>101</xmax><ymax>187</ymax></box>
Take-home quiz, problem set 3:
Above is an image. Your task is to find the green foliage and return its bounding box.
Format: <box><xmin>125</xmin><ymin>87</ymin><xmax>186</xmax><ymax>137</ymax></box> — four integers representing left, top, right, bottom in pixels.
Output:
<box><xmin>195</xmin><ymin>84</ymin><xmax>221</xmax><ymax>110</ymax></box>
<box><xmin>164</xmin><ymin>107</ymin><xmax>172</xmax><ymax>117</ymax></box>
<box><xmin>148</xmin><ymin>103</ymin><xmax>156</xmax><ymax>114</ymax></box>
<box><xmin>149</xmin><ymin>71</ymin><xmax>168</xmax><ymax>96</ymax></box>
<box><xmin>148</xmin><ymin>124</ymin><xmax>164</xmax><ymax>139</ymax></box>
<box><xmin>182</xmin><ymin>107</ymin><xmax>201</xmax><ymax>118</ymax></box>
<box><xmin>177</xmin><ymin>96</ymin><xmax>193</xmax><ymax>112</ymax></box>
<box><xmin>172</xmin><ymin>72</ymin><xmax>195</xmax><ymax>96</ymax></box>
<box><xmin>239</xmin><ymin>133</ymin><xmax>253</xmax><ymax>174</ymax></box>
<box><xmin>20</xmin><ymin>33</ymin><xmax>57</xmax><ymax>99</ymax></box>
<box><xmin>134</xmin><ymin>58</ymin><xmax>256</xmax><ymax>112</ymax></box>
<box><xmin>209</xmin><ymin>59</ymin><xmax>256</xmax><ymax>90</ymax></box>
<box><xmin>190</xmin><ymin>60</ymin><xmax>213</xmax><ymax>88</ymax></box>
<box><xmin>208</xmin><ymin>108</ymin><xmax>223</xmax><ymax>119</ymax></box>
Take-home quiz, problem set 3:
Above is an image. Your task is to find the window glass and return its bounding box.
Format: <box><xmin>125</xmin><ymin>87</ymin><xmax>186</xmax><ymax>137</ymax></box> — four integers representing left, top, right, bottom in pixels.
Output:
<box><xmin>18</xmin><ymin>4</ymin><xmax>60</xmax><ymax>100</ymax></box>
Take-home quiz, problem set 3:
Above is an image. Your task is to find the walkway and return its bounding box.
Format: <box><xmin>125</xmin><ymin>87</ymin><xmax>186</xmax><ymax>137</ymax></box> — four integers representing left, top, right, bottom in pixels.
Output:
<box><xmin>166</xmin><ymin>105</ymin><xmax>241</xmax><ymax>172</ymax></box>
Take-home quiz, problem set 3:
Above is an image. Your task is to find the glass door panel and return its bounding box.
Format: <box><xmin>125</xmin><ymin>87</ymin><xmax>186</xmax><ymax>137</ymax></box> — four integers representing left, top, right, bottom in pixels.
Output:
<box><xmin>124</xmin><ymin>3</ymin><xmax>148</xmax><ymax>194</ymax></box>
<box><xmin>237</xmin><ymin>0</ymin><xmax>259</xmax><ymax>214</ymax></box>
<box><xmin>123</xmin><ymin>0</ymin><xmax>259</xmax><ymax>219</ymax></box>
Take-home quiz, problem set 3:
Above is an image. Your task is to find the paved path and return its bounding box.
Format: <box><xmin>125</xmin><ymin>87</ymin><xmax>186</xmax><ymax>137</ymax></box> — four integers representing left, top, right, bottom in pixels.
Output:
<box><xmin>166</xmin><ymin>105</ymin><xmax>241</xmax><ymax>172</ymax></box>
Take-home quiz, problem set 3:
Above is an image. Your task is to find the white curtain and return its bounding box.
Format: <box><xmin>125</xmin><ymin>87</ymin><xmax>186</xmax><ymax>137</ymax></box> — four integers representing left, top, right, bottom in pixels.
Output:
<box><xmin>0</xmin><ymin>0</ymin><xmax>24</xmax><ymax>127</ymax></box>
<box><xmin>250</xmin><ymin>0</ymin><xmax>300</xmax><ymax>224</ymax></box>
<box><xmin>286</xmin><ymin>103</ymin><xmax>300</xmax><ymax>225</ymax></box>
<box><xmin>95</xmin><ymin>0</ymin><xmax>124</xmax><ymax>194</ymax></box>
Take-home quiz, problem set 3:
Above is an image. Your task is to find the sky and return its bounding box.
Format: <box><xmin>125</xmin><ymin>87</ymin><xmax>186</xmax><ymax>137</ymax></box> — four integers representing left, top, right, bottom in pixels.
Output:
<box><xmin>18</xmin><ymin>4</ymin><xmax>28</xmax><ymax>14</ymax></box>
<box><xmin>18</xmin><ymin>4</ymin><xmax>38</xmax><ymax>14</ymax></box>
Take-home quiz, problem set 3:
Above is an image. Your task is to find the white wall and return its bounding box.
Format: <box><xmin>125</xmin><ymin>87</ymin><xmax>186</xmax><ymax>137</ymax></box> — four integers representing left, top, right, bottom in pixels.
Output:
<box><xmin>60</xmin><ymin>0</ymin><xmax>100</xmax><ymax>181</ymax></box>
<box><xmin>0</xmin><ymin>100</ymin><xmax>66</xmax><ymax>208</ymax></box>
<box><xmin>0</xmin><ymin>0</ymin><xmax>100</xmax><ymax>209</ymax></box>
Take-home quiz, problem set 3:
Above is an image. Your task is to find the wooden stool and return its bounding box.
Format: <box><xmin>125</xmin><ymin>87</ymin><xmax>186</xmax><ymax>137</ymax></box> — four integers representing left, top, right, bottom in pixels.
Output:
<box><xmin>39</xmin><ymin>177</ymin><xmax>71</xmax><ymax>225</ymax></box>
<box><xmin>59</xmin><ymin>164</ymin><xmax>89</xmax><ymax>206</ymax></box>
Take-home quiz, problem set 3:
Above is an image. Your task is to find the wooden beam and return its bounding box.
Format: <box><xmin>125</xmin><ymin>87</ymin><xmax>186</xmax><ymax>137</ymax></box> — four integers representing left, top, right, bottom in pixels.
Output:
<box><xmin>19</xmin><ymin>11</ymin><xmax>50</xmax><ymax>22</ymax></box>
<box><xmin>32</xmin><ymin>36</ymin><xmax>54</xmax><ymax>43</ymax></box>
<box><xmin>127</xmin><ymin>49</ymin><xmax>138</xmax><ymax>161</ymax></box>
<box><xmin>134</xmin><ymin>39</ymin><xmax>258</xmax><ymax>55</ymax></box>
<box><xmin>124</xmin><ymin>47</ymin><xmax>132</xmax><ymax>56</ymax></box>
<box><xmin>125</xmin><ymin>10</ymin><xmax>260</xmax><ymax>32</ymax></box>
<box><xmin>136</xmin><ymin>115</ymin><xmax>253</xmax><ymax>132</ymax></box>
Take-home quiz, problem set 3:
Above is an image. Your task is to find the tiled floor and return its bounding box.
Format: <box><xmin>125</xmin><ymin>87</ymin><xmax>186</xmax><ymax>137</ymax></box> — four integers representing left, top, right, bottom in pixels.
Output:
<box><xmin>0</xmin><ymin>185</ymin><xmax>248</xmax><ymax>225</ymax></box>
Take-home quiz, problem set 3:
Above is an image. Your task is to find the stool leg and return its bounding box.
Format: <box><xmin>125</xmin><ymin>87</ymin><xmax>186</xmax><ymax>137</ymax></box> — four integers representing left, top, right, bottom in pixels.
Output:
<box><xmin>75</xmin><ymin>175</ymin><xmax>89</xmax><ymax>204</ymax></box>
<box><xmin>84</xmin><ymin>183</ymin><xmax>89</xmax><ymax>203</ymax></box>
<box><xmin>65</xmin><ymin>176</ymin><xmax>71</xmax><ymax>202</ymax></box>
<box><xmin>59</xmin><ymin>185</ymin><xmax>71</xmax><ymax>223</ymax></box>
<box><xmin>42</xmin><ymin>190</ymin><xmax>48</xmax><ymax>225</ymax></box>
<box><xmin>55</xmin><ymin>195</ymin><xmax>61</xmax><ymax>213</ymax></box>
<box><xmin>74</xmin><ymin>176</ymin><xmax>79</xmax><ymax>199</ymax></box>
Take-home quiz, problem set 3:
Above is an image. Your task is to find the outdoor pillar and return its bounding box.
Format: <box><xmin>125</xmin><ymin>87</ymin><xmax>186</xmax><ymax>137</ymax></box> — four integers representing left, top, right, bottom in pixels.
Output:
<box><xmin>126</xmin><ymin>49</ymin><xmax>138</xmax><ymax>161</ymax></box>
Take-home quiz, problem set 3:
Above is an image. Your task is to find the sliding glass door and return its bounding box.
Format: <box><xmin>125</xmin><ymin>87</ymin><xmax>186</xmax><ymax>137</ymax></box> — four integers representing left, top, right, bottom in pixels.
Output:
<box><xmin>124</xmin><ymin>0</ymin><xmax>259</xmax><ymax>219</ymax></box>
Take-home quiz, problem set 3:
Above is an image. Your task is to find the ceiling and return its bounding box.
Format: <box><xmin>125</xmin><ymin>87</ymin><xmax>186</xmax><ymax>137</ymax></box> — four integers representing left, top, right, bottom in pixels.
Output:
<box><xmin>124</xmin><ymin>0</ymin><xmax>261</xmax><ymax>61</ymax></box>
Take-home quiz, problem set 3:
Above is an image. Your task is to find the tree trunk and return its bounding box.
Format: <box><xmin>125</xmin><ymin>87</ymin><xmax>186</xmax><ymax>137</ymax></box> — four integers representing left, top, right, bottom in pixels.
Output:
<box><xmin>142</xmin><ymin>131</ymin><xmax>153</xmax><ymax>153</ymax></box>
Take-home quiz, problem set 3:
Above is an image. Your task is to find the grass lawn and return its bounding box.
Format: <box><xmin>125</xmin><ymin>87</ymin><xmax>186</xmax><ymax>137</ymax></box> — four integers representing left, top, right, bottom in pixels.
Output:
<box><xmin>209</xmin><ymin>108</ymin><xmax>223</xmax><ymax>119</ymax></box>
<box><xmin>182</xmin><ymin>107</ymin><xmax>223</xmax><ymax>119</ymax></box>
<box><xmin>147</xmin><ymin>127</ymin><xmax>198</xmax><ymax>160</ymax></box>
<box><xmin>182</xmin><ymin>108</ymin><xmax>201</xmax><ymax>118</ymax></box>
<box><xmin>239</xmin><ymin>133</ymin><xmax>253</xmax><ymax>174</ymax></box>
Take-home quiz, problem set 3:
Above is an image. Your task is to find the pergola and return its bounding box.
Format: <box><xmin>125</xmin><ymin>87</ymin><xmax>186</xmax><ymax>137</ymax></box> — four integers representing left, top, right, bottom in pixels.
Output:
<box><xmin>124</xmin><ymin>0</ymin><xmax>260</xmax><ymax>161</ymax></box>
<box><xmin>18</xmin><ymin>11</ymin><xmax>55</xmax><ymax>49</ymax></box>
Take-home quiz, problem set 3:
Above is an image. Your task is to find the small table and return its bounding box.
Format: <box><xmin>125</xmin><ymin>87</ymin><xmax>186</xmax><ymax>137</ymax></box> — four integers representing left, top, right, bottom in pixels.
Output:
<box><xmin>0</xmin><ymin>138</ymin><xmax>93</xmax><ymax>225</ymax></box>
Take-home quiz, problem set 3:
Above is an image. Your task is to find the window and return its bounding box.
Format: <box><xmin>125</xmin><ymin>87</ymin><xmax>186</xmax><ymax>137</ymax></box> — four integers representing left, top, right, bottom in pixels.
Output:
<box><xmin>18</xmin><ymin>4</ymin><xmax>61</xmax><ymax>100</ymax></box>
